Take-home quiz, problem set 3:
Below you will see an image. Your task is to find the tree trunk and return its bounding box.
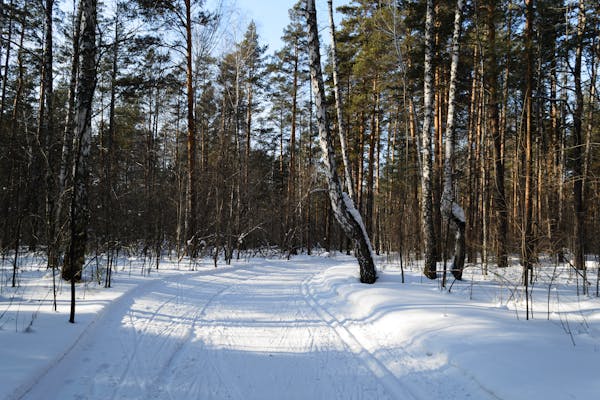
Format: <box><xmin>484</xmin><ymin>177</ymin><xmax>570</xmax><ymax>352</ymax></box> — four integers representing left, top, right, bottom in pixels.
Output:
<box><xmin>39</xmin><ymin>0</ymin><xmax>57</xmax><ymax>271</ymax></box>
<box><xmin>572</xmin><ymin>0</ymin><xmax>586</xmax><ymax>271</ymax></box>
<box><xmin>185</xmin><ymin>0</ymin><xmax>198</xmax><ymax>256</ymax></box>
<box><xmin>65</xmin><ymin>0</ymin><xmax>97</xmax><ymax>324</ymax></box>
<box><xmin>441</xmin><ymin>0</ymin><xmax>466</xmax><ymax>280</ymax></box>
<box><xmin>286</xmin><ymin>43</ymin><xmax>299</xmax><ymax>251</ymax></box>
<box><xmin>305</xmin><ymin>0</ymin><xmax>376</xmax><ymax>284</ymax></box>
<box><xmin>0</xmin><ymin>0</ymin><xmax>14</xmax><ymax>119</ymax></box>
<box><xmin>327</xmin><ymin>0</ymin><xmax>355</xmax><ymax>200</ymax></box>
<box><xmin>57</xmin><ymin>1</ymin><xmax>82</xmax><ymax>280</ymax></box>
<box><xmin>485</xmin><ymin>0</ymin><xmax>508</xmax><ymax>269</ymax></box>
<box><xmin>421</xmin><ymin>0</ymin><xmax>436</xmax><ymax>279</ymax></box>
<box><xmin>2</xmin><ymin>21</ymin><xmax>24</xmax><ymax>251</ymax></box>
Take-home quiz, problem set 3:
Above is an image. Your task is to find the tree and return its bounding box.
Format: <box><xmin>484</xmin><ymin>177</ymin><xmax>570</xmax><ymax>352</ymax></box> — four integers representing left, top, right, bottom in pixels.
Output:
<box><xmin>572</xmin><ymin>0</ymin><xmax>586</xmax><ymax>273</ymax></box>
<box><xmin>421</xmin><ymin>0</ymin><xmax>436</xmax><ymax>279</ymax></box>
<box><xmin>57</xmin><ymin>0</ymin><xmax>83</xmax><ymax>282</ymax></box>
<box><xmin>134</xmin><ymin>0</ymin><xmax>215</xmax><ymax>256</ymax></box>
<box><xmin>64</xmin><ymin>0</ymin><xmax>97</xmax><ymax>323</ymax></box>
<box><xmin>305</xmin><ymin>0</ymin><xmax>376</xmax><ymax>284</ymax></box>
<box><xmin>484</xmin><ymin>0</ymin><xmax>509</xmax><ymax>269</ymax></box>
<box><xmin>440</xmin><ymin>0</ymin><xmax>466</xmax><ymax>281</ymax></box>
<box><xmin>328</xmin><ymin>0</ymin><xmax>354</xmax><ymax>200</ymax></box>
<box><xmin>271</xmin><ymin>1</ymin><xmax>308</xmax><ymax>253</ymax></box>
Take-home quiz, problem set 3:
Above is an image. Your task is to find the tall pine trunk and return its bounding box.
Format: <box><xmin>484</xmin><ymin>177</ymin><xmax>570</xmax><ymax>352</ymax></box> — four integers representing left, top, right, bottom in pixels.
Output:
<box><xmin>523</xmin><ymin>0</ymin><xmax>535</xmax><ymax>278</ymax></box>
<box><xmin>305</xmin><ymin>0</ymin><xmax>376</xmax><ymax>284</ymax></box>
<box><xmin>572</xmin><ymin>0</ymin><xmax>586</xmax><ymax>272</ymax></box>
<box><xmin>485</xmin><ymin>0</ymin><xmax>509</xmax><ymax>269</ymax></box>
<box><xmin>58</xmin><ymin>2</ymin><xmax>82</xmax><ymax>280</ymax></box>
<box><xmin>39</xmin><ymin>0</ymin><xmax>58</xmax><ymax>272</ymax></box>
<box><xmin>185</xmin><ymin>0</ymin><xmax>198</xmax><ymax>256</ymax></box>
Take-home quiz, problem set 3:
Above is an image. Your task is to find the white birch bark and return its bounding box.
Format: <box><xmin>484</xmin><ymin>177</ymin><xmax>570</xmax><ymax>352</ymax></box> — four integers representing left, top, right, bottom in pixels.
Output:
<box><xmin>422</xmin><ymin>0</ymin><xmax>436</xmax><ymax>279</ymax></box>
<box><xmin>441</xmin><ymin>0</ymin><xmax>466</xmax><ymax>280</ymax></box>
<box><xmin>327</xmin><ymin>0</ymin><xmax>355</xmax><ymax>200</ymax></box>
<box><xmin>305</xmin><ymin>0</ymin><xmax>376</xmax><ymax>283</ymax></box>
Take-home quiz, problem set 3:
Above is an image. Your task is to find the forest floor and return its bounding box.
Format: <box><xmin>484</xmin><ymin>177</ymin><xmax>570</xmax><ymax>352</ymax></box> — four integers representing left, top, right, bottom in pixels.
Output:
<box><xmin>1</xmin><ymin>252</ymin><xmax>599</xmax><ymax>400</ymax></box>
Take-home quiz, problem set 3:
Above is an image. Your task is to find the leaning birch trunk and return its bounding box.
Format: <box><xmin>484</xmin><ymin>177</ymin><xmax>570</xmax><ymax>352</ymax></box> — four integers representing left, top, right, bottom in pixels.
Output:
<box><xmin>421</xmin><ymin>0</ymin><xmax>437</xmax><ymax>279</ymax></box>
<box><xmin>441</xmin><ymin>0</ymin><xmax>466</xmax><ymax>280</ymax></box>
<box><xmin>64</xmin><ymin>0</ymin><xmax>96</xmax><ymax>322</ymax></box>
<box><xmin>305</xmin><ymin>0</ymin><xmax>376</xmax><ymax>284</ymax></box>
<box><xmin>327</xmin><ymin>0</ymin><xmax>354</xmax><ymax>200</ymax></box>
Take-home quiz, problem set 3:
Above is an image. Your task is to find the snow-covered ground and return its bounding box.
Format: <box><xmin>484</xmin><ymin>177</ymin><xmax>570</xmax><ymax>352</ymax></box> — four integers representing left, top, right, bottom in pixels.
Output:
<box><xmin>1</xmin><ymin>252</ymin><xmax>599</xmax><ymax>399</ymax></box>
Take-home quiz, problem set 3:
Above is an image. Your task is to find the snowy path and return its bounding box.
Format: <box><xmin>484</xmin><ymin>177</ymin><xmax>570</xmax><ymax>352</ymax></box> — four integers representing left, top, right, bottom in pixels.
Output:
<box><xmin>8</xmin><ymin>256</ymin><xmax>598</xmax><ymax>399</ymax></box>
<box><xmin>18</xmin><ymin>261</ymin><xmax>399</xmax><ymax>400</ymax></box>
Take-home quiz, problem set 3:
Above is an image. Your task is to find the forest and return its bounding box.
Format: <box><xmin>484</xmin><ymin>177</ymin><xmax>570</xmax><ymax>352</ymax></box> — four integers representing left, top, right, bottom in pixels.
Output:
<box><xmin>0</xmin><ymin>0</ymin><xmax>599</xmax><ymax>290</ymax></box>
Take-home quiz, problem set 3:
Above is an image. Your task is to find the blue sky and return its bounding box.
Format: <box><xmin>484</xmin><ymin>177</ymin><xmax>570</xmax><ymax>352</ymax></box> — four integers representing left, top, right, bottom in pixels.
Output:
<box><xmin>235</xmin><ymin>0</ymin><xmax>293</xmax><ymax>52</ymax></box>
<box><xmin>233</xmin><ymin>0</ymin><xmax>348</xmax><ymax>54</ymax></box>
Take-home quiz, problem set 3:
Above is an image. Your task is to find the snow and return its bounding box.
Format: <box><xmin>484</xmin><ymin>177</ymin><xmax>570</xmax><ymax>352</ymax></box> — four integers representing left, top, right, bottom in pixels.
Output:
<box><xmin>1</xmin><ymin>253</ymin><xmax>599</xmax><ymax>399</ymax></box>
<box><xmin>452</xmin><ymin>202</ymin><xmax>466</xmax><ymax>223</ymax></box>
<box><xmin>342</xmin><ymin>192</ymin><xmax>375</xmax><ymax>259</ymax></box>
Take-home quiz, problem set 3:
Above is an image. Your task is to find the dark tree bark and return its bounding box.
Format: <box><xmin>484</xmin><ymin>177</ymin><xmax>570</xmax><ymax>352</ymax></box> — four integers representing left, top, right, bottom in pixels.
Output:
<box><xmin>305</xmin><ymin>0</ymin><xmax>377</xmax><ymax>284</ymax></box>
<box><xmin>64</xmin><ymin>0</ymin><xmax>97</xmax><ymax>324</ymax></box>
<box><xmin>485</xmin><ymin>0</ymin><xmax>509</xmax><ymax>269</ymax></box>
<box><xmin>38</xmin><ymin>0</ymin><xmax>58</xmax><ymax>272</ymax></box>
<box><xmin>523</xmin><ymin>0</ymin><xmax>535</xmax><ymax>272</ymax></box>
<box><xmin>572</xmin><ymin>0</ymin><xmax>586</xmax><ymax>272</ymax></box>
<box><xmin>185</xmin><ymin>0</ymin><xmax>199</xmax><ymax>256</ymax></box>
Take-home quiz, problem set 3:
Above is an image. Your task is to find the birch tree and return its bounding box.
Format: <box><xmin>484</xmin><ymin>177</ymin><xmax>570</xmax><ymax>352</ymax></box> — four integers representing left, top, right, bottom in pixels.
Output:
<box><xmin>305</xmin><ymin>0</ymin><xmax>376</xmax><ymax>284</ymax></box>
<box><xmin>422</xmin><ymin>0</ymin><xmax>436</xmax><ymax>279</ymax></box>
<box><xmin>441</xmin><ymin>0</ymin><xmax>466</xmax><ymax>281</ymax></box>
<box><xmin>328</xmin><ymin>0</ymin><xmax>354</xmax><ymax>200</ymax></box>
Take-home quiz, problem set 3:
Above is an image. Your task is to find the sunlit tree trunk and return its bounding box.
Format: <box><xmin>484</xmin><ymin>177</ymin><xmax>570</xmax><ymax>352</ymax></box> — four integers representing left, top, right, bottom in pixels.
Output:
<box><xmin>306</xmin><ymin>0</ymin><xmax>376</xmax><ymax>283</ymax></box>
<box><xmin>441</xmin><ymin>0</ymin><xmax>466</xmax><ymax>281</ymax></box>
<box><xmin>328</xmin><ymin>0</ymin><xmax>355</xmax><ymax>200</ymax></box>
<box><xmin>421</xmin><ymin>0</ymin><xmax>436</xmax><ymax>279</ymax></box>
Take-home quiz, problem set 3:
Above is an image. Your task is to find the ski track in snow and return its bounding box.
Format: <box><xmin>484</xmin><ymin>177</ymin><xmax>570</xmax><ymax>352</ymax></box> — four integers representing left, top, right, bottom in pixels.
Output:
<box><xmin>302</xmin><ymin>274</ymin><xmax>502</xmax><ymax>400</ymax></box>
<box><xmin>12</xmin><ymin>260</ymin><xmax>507</xmax><ymax>400</ymax></box>
<box><xmin>13</xmin><ymin>262</ymin><xmax>394</xmax><ymax>400</ymax></box>
<box><xmin>5</xmin><ymin>255</ymin><xmax>600</xmax><ymax>400</ymax></box>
